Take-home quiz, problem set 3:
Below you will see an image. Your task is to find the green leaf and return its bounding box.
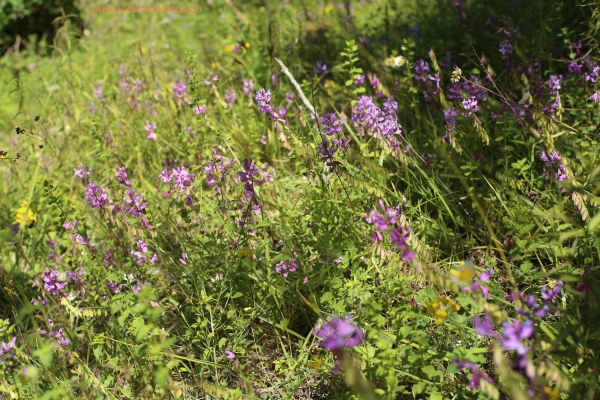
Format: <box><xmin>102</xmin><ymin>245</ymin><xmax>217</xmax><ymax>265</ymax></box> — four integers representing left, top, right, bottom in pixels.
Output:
<box><xmin>231</xmin><ymin>292</ymin><xmax>243</xmax><ymax>299</ymax></box>
<box><xmin>412</xmin><ymin>381</ymin><xmax>426</xmax><ymax>396</ymax></box>
<box><xmin>421</xmin><ymin>365</ymin><xmax>441</xmax><ymax>378</ymax></box>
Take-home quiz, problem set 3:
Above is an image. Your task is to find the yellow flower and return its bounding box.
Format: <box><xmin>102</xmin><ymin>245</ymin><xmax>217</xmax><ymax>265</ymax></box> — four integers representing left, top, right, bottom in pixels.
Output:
<box><xmin>324</xmin><ymin>4</ymin><xmax>334</xmax><ymax>14</ymax></box>
<box><xmin>450</xmin><ymin>260</ymin><xmax>475</xmax><ymax>285</ymax></box>
<box><xmin>427</xmin><ymin>299</ymin><xmax>440</xmax><ymax>316</ymax></box>
<box><xmin>237</xmin><ymin>247</ymin><xmax>254</xmax><ymax>259</ymax></box>
<box><xmin>427</xmin><ymin>296</ymin><xmax>460</xmax><ymax>324</ymax></box>
<box><xmin>543</xmin><ymin>387</ymin><xmax>559</xmax><ymax>400</ymax></box>
<box><xmin>0</xmin><ymin>151</ymin><xmax>7</xmax><ymax>159</ymax></box>
<box><xmin>435</xmin><ymin>309</ymin><xmax>447</xmax><ymax>324</ymax></box>
<box><xmin>15</xmin><ymin>200</ymin><xmax>36</xmax><ymax>225</ymax></box>
<box><xmin>242</xmin><ymin>42</ymin><xmax>250</xmax><ymax>53</ymax></box>
<box><xmin>224</xmin><ymin>44</ymin><xmax>236</xmax><ymax>54</ymax></box>
<box><xmin>211</xmin><ymin>61</ymin><xmax>221</xmax><ymax>69</ymax></box>
<box><xmin>168</xmin><ymin>82</ymin><xmax>175</xmax><ymax>89</ymax></box>
<box><xmin>307</xmin><ymin>356</ymin><xmax>325</xmax><ymax>371</ymax></box>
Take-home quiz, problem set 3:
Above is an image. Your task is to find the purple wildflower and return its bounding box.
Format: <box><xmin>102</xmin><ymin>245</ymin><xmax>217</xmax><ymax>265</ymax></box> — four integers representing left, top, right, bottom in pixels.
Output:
<box><xmin>382</xmin><ymin>97</ymin><xmax>398</xmax><ymax>117</ymax></box>
<box><xmin>320</xmin><ymin>113</ymin><xmax>343</xmax><ymax>136</ymax></box>
<box><xmin>275</xmin><ymin>258</ymin><xmax>298</xmax><ymax>278</ymax></box>
<box><xmin>443</xmin><ymin>108</ymin><xmax>459</xmax><ymax>132</ymax></box>
<box><xmin>455</xmin><ymin>360</ymin><xmax>494</xmax><ymax>390</ymax></box>
<box><xmin>0</xmin><ymin>337</ymin><xmax>16</xmax><ymax>362</ymax></box>
<box><xmin>123</xmin><ymin>189</ymin><xmax>148</xmax><ymax>218</ymax></box>
<box><xmin>413</xmin><ymin>60</ymin><xmax>429</xmax><ymax>81</ymax></box>
<box><xmin>194</xmin><ymin>105</ymin><xmax>206</xmax><ymax>114</ymax></box>
<box><xmin>501</xmin><ymin>318</ymin><xmax>534</xmax><ymax>355</ymax></box>
<box><xmin>243</xmin><ymin>79</ymin><xmax>254</xmax><ymax>95</ymax></box>
<box><xmin>474</xmin><ymin>314</ymin><xmax>497</xmax><ymax>337</ymax></box>
<box><xmin>499</xmin><ymin>40</ymin><xmax>513</xmax><ymax>59</ymax></box>
<box><xmin>116</xmin><ymin>167</ymin><xmax>131</xmax><ymax>186</ymax></box>
<box><xmin>85</xmin><ymin>182</ymin><xmax>109</xmax><ymax>209</ymax></box>
<box><xmin>547</xmin><ymin>75</ymin><xmax>562</xmax><ymax>94</ymax></box>
<box><xmin>314</xmin><ymin>61</ymin><xmax>328</xmax><ymax>76</ymax></box>
<box><xmin>461</xmin><ymin>97</ymin><xmax>479</xmax><ymax>117</ymax></box>
<box><xmin>313</xmin><ymin>315</ymin><xmax>365</xmax><ymax>353</ymax></box>
<box><xmin>225</xmin><ymin>89</ymin><xmax>237</xmax><ymax>106</ymax></box>
<box><xmin>354</xmin><ymin>75</ymin><xmax>366</xmax><ymax>85</ymax></box>
<box><xmin>42</xmin><ymin>269</ymin><xmax>69</xmax><ymax>297</ymax></box>
<box><xmin>541</xmin><ymin>280</ymin><xmax>563</xmax><ymax>302</ymax></box>
<box><xmin>285</xmin><ymin>91</ymin><xmax>294</xmax><ymax>103</ymax></box>
<box><xmin>255</xmin><ymin>88</ymin><xmax>273</xmax><ymax>115</ymax></box>
<box><xmin>145</xmin><ymin>122</ymin><xmax>157</xmax><ymax>140</ymax></box>
<box><xmin>172</xmin><ymin>80</ymin><xmax>187</xmax><ymax>99</ymax></box>
<box><xmin>74</xmin><ymin>164</ymin><xmax>92</xmax><ymax>179</ymax></box>
<box><xmin>589</xmin><ymin>92</ymin><xmax>600</xmax><ymax>104</ymax></box>
<box><xmin>225</xmin><ymin>350</ymin><xmax>236</xmax><ymax>359</ymax></box>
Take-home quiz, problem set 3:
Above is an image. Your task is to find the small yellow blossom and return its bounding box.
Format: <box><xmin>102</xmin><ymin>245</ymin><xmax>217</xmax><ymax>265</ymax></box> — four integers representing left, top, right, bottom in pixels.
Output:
<box><xmin>237</xmin><ymin>247</ymin><xmax>254</xmax><ymax>258</ymax></box>
<box><xmin>434</xmin><ymin>309</ymin><xmax>447</xmax><ymax>324</ymax></box>
<box><xmin>0</xmin><ymin>151</ymin><xmax>7</xmax><ymax>159</ymax></box>
<box><xmin>450</xmin><ymin>260</ymin><xmax>475</xmax><ymax>285</ymax></box>
<box><xmin>15</xmin><ymin>200</ymin><xmax>36</xmax><ymax>225</ymax></box>
<box><xmin>242</xmin><ymin>42</ymin><xmax>250</xmax><ymax>53</ymax></box>
<box><xmin>307</xmin><ymin>356</ymin><xmax>325</xmax><ymax>371</ymax></box>
<box><xmin>224</xmin><ymin>44</ymin><xmax>236</xmax><ymax>55</ymax></box>
<box><xmin>211</xmin><ymin>61</ymin><xmax>220</xmax><ymax>69</ymax></box>
<box><xmin>427</xmin><ymin>296</ymin><xmax>460</xmax><ymax>325</ymax></box>
<box><xmin>324</xmin><ymin>4</ymin><xmax>334</xmax><ymax>14</ymax></box>
<box><xmin>543</xmin><ymin>387</ymin><xmax>559</xmax><ymax>400</ymax></box>
<box><xmin>168</xmin><ymin>82</ymin><xmax>175</xmax><ymax>89</ymax></box>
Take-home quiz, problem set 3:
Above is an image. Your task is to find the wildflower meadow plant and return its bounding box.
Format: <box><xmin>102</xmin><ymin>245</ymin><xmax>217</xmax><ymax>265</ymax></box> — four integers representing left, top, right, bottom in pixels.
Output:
<box><xmin>1</xmin><ymin>2</ymin><xmax>600</xmax><ymax>399</ymax></box>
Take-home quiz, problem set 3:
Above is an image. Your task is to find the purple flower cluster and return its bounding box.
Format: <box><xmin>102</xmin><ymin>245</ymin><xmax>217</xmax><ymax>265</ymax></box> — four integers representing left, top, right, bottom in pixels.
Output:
<box><xmin>365</xmin><ymin>200</ymin><xmax>414</xmax><ymax>260</ymax></box>
<box><xmin>413</xmin><ymin>60</ymin><xmax>430</xmax><ymax>81</ymax></box>
<box><xmin>160</xmin><ymin>165</ymin><xmax>194</xmax><ymax>194</ymax></box>
<box><xmin>243</xmin><ymin>79</ymin><xmax>254</xmax><ymax>96</ymax></box>
<box><xmin>320</xmin><ymin>113</ymin><xmax>343</xmax><ymax>136</ymax></box>
<box><xmin>314</xmin><ymin>61</ymin><xmax>328</xmax><ymax>76</ymax></box>
<box><xmin>42</xmin><ymin>268</ymin><xmax>87</xmax><ymax>297</ymax></box>
<box><xmin>462</xmin><ymin>268</ymin><xmax>493</xmax><ymax>299</ymax></box>
<box><xmin>0</xmin><ymin>337</ymin><xmax>16</xmax><ymax>363</ymax></box>
<box><xmin>255</xmin><ymin>88</ymin><xmax>278</xmax><ymax>121</ymax></box>
<box><xmin>225</xmin><ymin>89</ymin><xmax>237</xmax><ymax>106</ymax></box>
<box><xmin>499</xmin><ymin>40</ymin><xmax>513</xmax><ymax>59</ymax></box>
<box><xmin>454</xmin><ymin>360</ymin><xmax>494</xmax><ymax>390</ymax></box>
<box><xmin>38</xmin><ymin>321</ymin><xmax>69</xmax><ymax>348</ymax></box>
<box><xmin>351</xmin><ymin>96</ymin><xmax>402</xmax><ymax>141</ymax></box>
<box><xmin>275</xmin><ymin>258</ymin><xmax>297</xmax><ymax>278</ymax></box>
<box><xmin>131</xmin><ymin>240</ymin><xmax>157</xmax><ymax>264</ymax></box>
<box><xmin>145</xmin><ymin>122</ymin><xmax>157</xmax><ymax>140</ymax></box>
<box><xmin>74</xmin><ymin>164</ymin><xmax>92</xmax><ymax>179</ymax></box>
<box><xmin>205</xmin><ymin>148</ymin><xmax>233</xmax><ymax>190</ymax></box>
<box><xmin>443</xmin><ymin>108</ymin><xmax>459</xmax><ymax>134</ymax></box>
<box><xmin>365</xmin><ymin>199</ymin><xmax>398</xmax><ymax>241</ymax></box>
<box><xmin>547</xmin><ymin>75</ymin><xmax>562</xmax><ymax>95</ymax></box>
<box><xmin>461</xmin><ymin>97</ymin><xmax>479</xmax><ymax>118</ymax></box>
<box><xmin>540</xmin><ymin>151</ymin><xmax>567</xmax><ymax>182</ymax></box>
<box><xmin>172</xmin><ymin>80</ymin><xmax>187</xmax><ymax>99</ymax></box>
<box><xmin>123</xmin><ymin>189</ymin><xmax>149</xmax><ymax>219</ymax></box>
<box><xmin>116</xmin><ymin>167</ymin><xmax>131</xmax><ymax>186</ymax></box>
<box><xmin>85</xmin><ymin>182</ymin><xmax>110</xmax><ymax>209</ymax></box>
<box><xmin>239</xmin><ymin>158</ymin><xmax>267</xmax><ymax>201</ymax></box>
<box><xmin>313</xmin><ymin>315</ymin><xmax>365</xmax><ymax>354</ymax></box>
<box><xmin>474</xmin><ymin>313</ymin><xmax>498</xmax><ymax>338</ymax></box>
<box><xmin>501</xmin><ymin>318</ymin><xmax>534</xmax><ymax>355</ymax></box>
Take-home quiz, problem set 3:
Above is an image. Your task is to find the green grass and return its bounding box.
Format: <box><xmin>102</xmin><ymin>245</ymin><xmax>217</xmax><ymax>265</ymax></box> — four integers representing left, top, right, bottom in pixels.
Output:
<box><xmin>0</xmin><ymin>0</ymin><xmax>600</xmax><ymax>399</ymax></box>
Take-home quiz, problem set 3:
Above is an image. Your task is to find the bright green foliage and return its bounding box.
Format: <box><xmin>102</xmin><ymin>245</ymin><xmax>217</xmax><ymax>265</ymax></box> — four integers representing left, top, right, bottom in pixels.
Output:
<box><xmin>0</xmin><ymin>0</ymin><xmax>600</xmax><ymax>399</ymax></box>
